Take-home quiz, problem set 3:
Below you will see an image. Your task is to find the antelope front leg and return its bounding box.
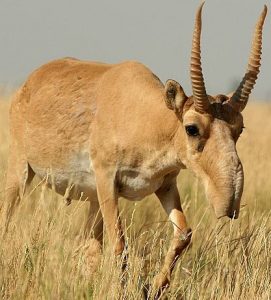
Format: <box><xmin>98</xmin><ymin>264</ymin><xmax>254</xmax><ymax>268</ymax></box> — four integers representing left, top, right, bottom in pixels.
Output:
<box><xmin>95</xmin><ymin>168</ymin><xmax>125</xmax><ymax>257</ymax></box>
<box><xmin>153</xmin><ymin>177</ymin><xmax>191</xmax><ymax>293</ymax></box>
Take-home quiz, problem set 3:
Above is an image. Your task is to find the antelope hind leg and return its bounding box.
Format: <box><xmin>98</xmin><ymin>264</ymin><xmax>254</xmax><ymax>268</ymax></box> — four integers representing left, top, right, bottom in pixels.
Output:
<box><xmin>84</xmin><ymin>195</ymin><xmax>104</xmax><ymax>244</ymax></box>
<box><xmin>3</xmin><ymin>154</ymin><xmax>34</xmax><ymax>234</ymax></box>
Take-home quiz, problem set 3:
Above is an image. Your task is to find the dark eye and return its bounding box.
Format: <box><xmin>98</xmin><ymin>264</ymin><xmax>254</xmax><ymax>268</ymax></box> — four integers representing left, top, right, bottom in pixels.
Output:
<box><xmin>185</xmin><ymin>125</ymin><xmax>199</xmax><ymax>136</ymax></box>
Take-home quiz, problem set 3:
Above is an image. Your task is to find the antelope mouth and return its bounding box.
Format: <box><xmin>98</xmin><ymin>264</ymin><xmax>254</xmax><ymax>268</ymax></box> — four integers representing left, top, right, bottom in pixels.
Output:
<box><xmin>209</xmin><ymin>161</ymin><xmax>244</xmax><ymax>220</ymax></box>
<box><xmin>216</xmin><ymin>207</ymin><xmax>239</xmax><ymax>220</ymax></box>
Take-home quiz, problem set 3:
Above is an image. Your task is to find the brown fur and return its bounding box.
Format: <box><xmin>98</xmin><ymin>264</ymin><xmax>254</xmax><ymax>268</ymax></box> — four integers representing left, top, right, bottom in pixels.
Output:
<box><xmin>5</xmin><ymin>57</ymin><xmax>246</xmax><ymax>294</ymax></box>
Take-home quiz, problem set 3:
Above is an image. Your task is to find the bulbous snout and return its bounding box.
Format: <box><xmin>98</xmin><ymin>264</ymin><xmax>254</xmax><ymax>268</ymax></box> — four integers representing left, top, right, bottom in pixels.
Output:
<box><xmin>205</xmin><ymin>157</ymin><xmax>244</xmax><ymax>220</ymax></box>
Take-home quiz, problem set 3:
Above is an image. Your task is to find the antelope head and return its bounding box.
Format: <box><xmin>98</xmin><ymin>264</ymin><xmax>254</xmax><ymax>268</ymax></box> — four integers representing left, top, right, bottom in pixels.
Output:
<box><xmin>165</xmin><ymin>3</ymin><xmax>267</xmax><ymax>219</ymax></box>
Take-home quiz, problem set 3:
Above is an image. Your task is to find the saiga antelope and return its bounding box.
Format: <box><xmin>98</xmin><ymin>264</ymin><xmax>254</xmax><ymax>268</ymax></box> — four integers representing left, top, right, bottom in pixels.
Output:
<box><xmin>4</xmin><ymin>2</ymin><xmax>267</xmax><ymax>295</ymax></box>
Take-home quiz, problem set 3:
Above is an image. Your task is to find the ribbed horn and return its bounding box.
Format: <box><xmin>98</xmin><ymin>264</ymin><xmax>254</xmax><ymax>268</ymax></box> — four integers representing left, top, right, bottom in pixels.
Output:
<box><xmin>190</xmin><ymin>2</ymin><xmax>209</xmax><ymax>113</ymax></box>
<box><xmin>228</xmin><ymin>5</ymin><xmax>267</xmax><ymax>112</ymax></box>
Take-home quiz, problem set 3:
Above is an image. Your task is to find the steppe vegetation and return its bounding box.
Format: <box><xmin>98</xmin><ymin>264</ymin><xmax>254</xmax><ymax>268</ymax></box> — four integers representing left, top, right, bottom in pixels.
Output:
<box><xmin>0</xmin><ymin>97</ymin><xmax>270</xmax><ymax>299</ymax></box>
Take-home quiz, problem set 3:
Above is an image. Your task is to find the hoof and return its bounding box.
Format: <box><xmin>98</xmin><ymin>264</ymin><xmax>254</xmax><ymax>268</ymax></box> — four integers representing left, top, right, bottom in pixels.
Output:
<box><xmin>152</xmin><ymin>273</ymin><xmax>170</xmax><ymax>299</ymax></box>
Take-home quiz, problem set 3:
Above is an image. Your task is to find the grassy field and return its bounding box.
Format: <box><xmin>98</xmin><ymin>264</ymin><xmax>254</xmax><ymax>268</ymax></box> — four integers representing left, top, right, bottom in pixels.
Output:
<box><xmin>0</xmin><ymin>97</ymin><xmax>270</xmax><ymax>299</ymax></box>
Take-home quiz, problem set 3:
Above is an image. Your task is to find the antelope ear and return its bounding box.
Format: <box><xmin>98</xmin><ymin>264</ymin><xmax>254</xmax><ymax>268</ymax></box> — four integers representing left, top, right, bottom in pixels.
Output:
<box><xmin>165</xmin><ymin>79</ymin><xmax>187</xmax><ymax>115</ymax></box>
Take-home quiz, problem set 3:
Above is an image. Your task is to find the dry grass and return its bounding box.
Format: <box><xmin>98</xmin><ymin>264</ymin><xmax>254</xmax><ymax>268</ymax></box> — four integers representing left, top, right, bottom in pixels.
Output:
<box><xmin>0</xmin><ymin>97</ymin><xmax>270</xmax><ymax>299</ymax></box>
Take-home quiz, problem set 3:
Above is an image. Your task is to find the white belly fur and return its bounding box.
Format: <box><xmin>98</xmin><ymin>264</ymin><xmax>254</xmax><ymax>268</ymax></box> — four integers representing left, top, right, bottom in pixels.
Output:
<box><xmin>30</xmin><ymin>150</ymin><xmax>97</xmax><ymax>200</ymax></box>
<box><xmin>30</xmin><ymin>149</ymin><xmax>168</xmax><ymax>201</ymax></box>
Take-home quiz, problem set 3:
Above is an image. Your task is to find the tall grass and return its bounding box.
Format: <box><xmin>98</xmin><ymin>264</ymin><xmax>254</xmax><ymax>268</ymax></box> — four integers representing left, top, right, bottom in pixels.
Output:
<box><xmin>0</xmin><ymin>99</ymin><xmax>270</xmax><ymax>299</ymax></box>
